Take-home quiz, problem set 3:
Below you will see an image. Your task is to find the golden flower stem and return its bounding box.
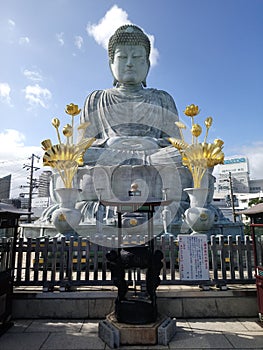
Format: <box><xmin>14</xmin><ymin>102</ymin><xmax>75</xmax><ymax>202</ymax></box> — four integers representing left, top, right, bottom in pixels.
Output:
<box><xmin>55</xmin><ymin>127</ymin><xmax>62</xmax><ymax>145</ymax></box>
<box><xmin>56</xmin><ymin>166</ymin><xmax>78</xmax><ymax>189</ymax></box>
<box><xmin>71</xmin><ymin>115</ymin><xmax>74</xmax><ymax>144</ymax></box>
<box><xmin>57</xmin><ymin>168</ymin><xmax>67</xmax><ymax>188</ymax></box>
<box><xmin>191</xmin><ymin>117</ymin><xmax>194</xmax><ymax>144</ymax></box>
<box><xmin>65</xmin><ymin>168</ymin><xmax>74</xmax><ymax>188</ymax></box>
<box><xmin>191</xmin><ymin>166</ymin><xmax>207</xmax><ymax>188</ymax></box>
<box><xmin>204</xmin><ymin>127</ymin><xmax>209</xmax><ymax>143</ymax></box>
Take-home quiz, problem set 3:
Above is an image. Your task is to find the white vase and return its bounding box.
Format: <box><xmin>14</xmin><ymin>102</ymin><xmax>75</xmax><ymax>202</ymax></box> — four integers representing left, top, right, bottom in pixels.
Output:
<box><xmin>51</xmin><ymin>188</ymin><xmax>82</xmax><ymax>236</ymax></box>
<box><xmin>184</xmin><ymin>187</ymin><xmax>215</xmax><ymax>234</ymax></box>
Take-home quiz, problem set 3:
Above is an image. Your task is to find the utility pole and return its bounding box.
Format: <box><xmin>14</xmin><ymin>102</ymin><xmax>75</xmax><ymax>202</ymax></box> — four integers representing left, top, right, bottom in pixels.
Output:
<box><xmin>23</xmin><ymin>154</ymin><xmax>40</xmax><ymax>222</ymax></box>
<box><xmin>228</xmin><ymin>171</ymin><xmax>236</xmax><ymax>223</ymax></box>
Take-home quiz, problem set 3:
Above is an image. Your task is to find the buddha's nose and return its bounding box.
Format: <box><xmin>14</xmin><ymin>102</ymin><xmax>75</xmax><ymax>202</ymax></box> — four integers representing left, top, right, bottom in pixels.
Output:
<box><xmin>126</xmin><ymin>57</ymin><xmax>133</xmax><ymax>66</ymax></box>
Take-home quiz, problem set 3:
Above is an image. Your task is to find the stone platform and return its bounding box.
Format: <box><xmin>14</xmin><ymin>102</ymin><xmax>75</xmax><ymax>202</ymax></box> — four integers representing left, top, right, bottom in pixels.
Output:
<box><xmin>12</xmin><ymin>284</ymin><xmax>258</xmax><ymax>319</ymax></box>
<box><xmin>98</xmin><ymin>311</ymin><xmax>176</xmax><ymax>348</ymax></box>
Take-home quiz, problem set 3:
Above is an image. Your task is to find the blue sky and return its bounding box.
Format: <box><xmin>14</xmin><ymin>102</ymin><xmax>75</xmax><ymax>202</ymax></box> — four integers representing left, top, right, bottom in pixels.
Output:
<box><xmin>0</xmin><ymin>0</ymin><xmax>262</xmax><ymax>196</ymax></box>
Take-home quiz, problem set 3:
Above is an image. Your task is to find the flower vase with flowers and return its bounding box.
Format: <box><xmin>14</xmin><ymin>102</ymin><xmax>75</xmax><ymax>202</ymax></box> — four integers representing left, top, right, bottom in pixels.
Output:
<box><xmin>41</xmin><ymin>103</ymin><xmax>95</xmax><ymax>235</ymax></box>
<box><xmin>169</xmin><ymin>104</ymin><xmax>224</xmax><ymax>234</ymax></box>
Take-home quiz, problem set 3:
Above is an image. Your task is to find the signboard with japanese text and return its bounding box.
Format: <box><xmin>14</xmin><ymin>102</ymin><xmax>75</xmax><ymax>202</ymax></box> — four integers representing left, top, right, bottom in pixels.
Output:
<box><xmin>32</xmin><ymin>197</ymin><xmax>50</xmax><ymax>208</ymax></box>
<box><xmin>178</xmin><ymin>234</ymin><xmax>209</xmax><ymax>280</ymax></box>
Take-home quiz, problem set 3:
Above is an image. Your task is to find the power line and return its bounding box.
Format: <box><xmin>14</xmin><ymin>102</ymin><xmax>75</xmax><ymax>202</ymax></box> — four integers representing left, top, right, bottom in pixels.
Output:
<box><xmin>22</xmin><ymin>154</ymin><xmax>40</xmax><ymax>222</ymax></box>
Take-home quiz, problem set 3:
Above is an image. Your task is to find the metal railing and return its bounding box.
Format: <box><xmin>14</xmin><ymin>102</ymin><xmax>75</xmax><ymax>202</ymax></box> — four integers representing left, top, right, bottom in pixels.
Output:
<box><xmin>13</xmin><ymin>234</ymin><xmax>255</xmax><ymax>291</ymax></box>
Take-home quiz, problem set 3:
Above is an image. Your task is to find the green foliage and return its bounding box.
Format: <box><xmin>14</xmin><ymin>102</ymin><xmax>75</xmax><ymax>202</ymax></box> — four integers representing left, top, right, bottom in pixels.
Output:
<box><xmin>248</xmin><ymin>197</ymin><xmax>263</xmax><ymax>207</ymax></box>
<box><xmin>243</xmin><ymin>224</ymin><xmax>251</xmax><ymax>236</ymax></box>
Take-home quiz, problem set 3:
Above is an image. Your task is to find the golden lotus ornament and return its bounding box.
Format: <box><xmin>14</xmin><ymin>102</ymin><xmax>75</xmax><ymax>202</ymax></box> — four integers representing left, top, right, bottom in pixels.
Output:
<box><xmin>168</xmin><ymin>104</ymin><xmax>224</xmax><ymax>188</ymax></box>
<box><xmin>41</xmin><ymin>103</ymin><xmax>96</xmax><ymax>236</ymax></box>
<box><xmin>169</xmin><ymin>103</ymin><xmax>224</xmax><ymax>235</ymax></box>
<box><xmin>42</xmin><ymin>103</ymin><xmax>95</xmax><ymax>188</ymax></box>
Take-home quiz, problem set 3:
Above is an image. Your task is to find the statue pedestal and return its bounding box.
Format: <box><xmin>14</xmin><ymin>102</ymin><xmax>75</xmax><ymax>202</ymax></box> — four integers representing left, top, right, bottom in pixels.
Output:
<box><xmin>99</xmin><ymin>312</ymin><xmax>176</xmax><ymax>348</ymax></box>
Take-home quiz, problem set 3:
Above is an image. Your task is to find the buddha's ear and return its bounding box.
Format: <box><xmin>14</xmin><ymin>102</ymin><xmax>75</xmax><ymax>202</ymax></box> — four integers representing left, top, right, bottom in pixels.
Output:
<box><xmin>109</xmin><ymin>60</ymin><xmax>118</xmax><ymax>86</ymax></box>
<box><xmin>142</xmin><ymin>61</ymin><xmax>150</xmax><ymax>87</ymax></box>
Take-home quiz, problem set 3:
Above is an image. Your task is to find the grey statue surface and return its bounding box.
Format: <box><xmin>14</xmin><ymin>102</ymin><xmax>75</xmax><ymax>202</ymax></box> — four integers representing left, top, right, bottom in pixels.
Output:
<box><xmin>80</xmin><ymin>24</ymin><xmax>182</xmax><ymax>167</ymax></box>
<box><xmin>73</xmin><ymin>24</ymin><xmax>193</xmax><ymax>231</ymax></box>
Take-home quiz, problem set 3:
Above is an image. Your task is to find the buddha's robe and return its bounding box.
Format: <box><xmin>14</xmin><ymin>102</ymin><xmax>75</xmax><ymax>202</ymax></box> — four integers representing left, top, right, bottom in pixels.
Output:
<box><xmin>80</xmin><ymin>87</ymin><xmax>182</xmax><ymax>166</ymax></box>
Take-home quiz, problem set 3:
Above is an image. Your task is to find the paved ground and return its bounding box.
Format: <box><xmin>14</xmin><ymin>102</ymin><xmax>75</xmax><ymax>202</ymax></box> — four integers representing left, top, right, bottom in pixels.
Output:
<box><xmin>0</xmin><ymin>317</ymin><xmax>263</xmax><ymax>350</ymax></box>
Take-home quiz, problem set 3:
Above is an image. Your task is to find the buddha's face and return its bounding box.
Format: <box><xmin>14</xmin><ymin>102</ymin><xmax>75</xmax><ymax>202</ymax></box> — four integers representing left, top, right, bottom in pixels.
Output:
<box><xmin>110</xmin><ymin>45</ymin><xmax>149</xmax><ymax>85</ymax></box>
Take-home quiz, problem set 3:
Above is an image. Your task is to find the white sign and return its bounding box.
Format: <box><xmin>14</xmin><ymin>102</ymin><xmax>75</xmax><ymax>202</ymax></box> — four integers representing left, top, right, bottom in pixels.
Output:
<box><xmin>178</xmin><ymin>234</ymin><xmax>209</xmax><ymax>281</ymax></box>
<box><xmin>32</xmin><ymin>197</ymin><xmax>50</xmax><ymax>208</ymax></box>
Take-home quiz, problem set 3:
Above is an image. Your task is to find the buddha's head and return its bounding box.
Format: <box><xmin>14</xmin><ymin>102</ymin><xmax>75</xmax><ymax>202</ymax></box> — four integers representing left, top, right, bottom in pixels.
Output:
<box><xmin>108</xmin><ymin>25</ymin><xmax>151</xmax><ymax>87</ymax></box>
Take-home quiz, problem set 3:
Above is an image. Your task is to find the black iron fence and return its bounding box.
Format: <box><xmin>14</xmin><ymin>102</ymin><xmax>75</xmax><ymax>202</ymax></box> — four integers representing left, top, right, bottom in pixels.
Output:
<box><xmin>13</xmin><ymin>234</ymin><xmax>255</xmax><ymax>291</ymax></box>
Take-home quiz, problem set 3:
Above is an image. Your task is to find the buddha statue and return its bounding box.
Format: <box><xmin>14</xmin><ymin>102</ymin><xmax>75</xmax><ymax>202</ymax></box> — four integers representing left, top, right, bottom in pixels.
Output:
<box><xmin>34</xmin><ymin>24</ymin><xmax>237</xmax><ymax>242</ymax></box>
<box><xmin>81</xmin><ymin>24</ymin><xmax>182</xmax><ymax>167</ymax></box>
<box><xmin>77</xmin><ymin>24</ymin><xmax>192</xmax><ymax>225</ymax></box>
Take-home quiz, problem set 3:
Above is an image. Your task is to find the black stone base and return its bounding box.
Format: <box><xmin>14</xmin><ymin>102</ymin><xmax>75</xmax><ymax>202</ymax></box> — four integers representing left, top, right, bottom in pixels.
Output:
<box><xmin>115</xmin><ymin>298</ymin><xmax>157</xmax><ymax>324</ymax></box>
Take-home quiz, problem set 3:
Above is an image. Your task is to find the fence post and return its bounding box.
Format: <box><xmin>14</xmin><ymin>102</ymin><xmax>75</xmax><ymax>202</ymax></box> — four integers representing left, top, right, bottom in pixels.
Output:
<box><xmin>236</xmin><ymin>235</ymin><xmax>244</xmax><ymax>280</ymax></box>
<box><xmin>210</xmin><ymin>235</ymin><xmax>218</xmax><ymax>281</ymax></box>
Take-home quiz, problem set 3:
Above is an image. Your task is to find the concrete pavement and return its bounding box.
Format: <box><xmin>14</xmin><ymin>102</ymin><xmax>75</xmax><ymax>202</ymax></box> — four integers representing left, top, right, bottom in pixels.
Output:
<box><xmin>1</xmin><ymin>317</ymin><xmax>263</xmax><ymax>350</ymax></box>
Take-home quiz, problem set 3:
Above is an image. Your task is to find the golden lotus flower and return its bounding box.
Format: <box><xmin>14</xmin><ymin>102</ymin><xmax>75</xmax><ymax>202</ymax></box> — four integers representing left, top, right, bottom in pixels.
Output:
<box><xmin>42</xmin><ymin>103</ymin><xmax>96</xmax><ymax>188</ymax></box>
<box><xmin>180</xmin><ymin>142</ymin><xmax>224</xmax><ymax>188</ymax></box>
<box><xmin>43</xmin><ymin>138</ymin><xmax>95</xmax><ymax>188</ymax></box>
<box><xmin>175</xmin><ymin>121</ymin><xmax>187</xmax><ymax>141</ymax></box>
<box><xmin>168</xmin><ymin>137</ymin><xmax>189</xmax><ymax>151</ymax></box>
<box><xmin>52</xmin><ymin>118</ymin><xmax>60</xmax><ymax>128</ymax></box>
<box><xmin>204</xmin><ymin>117</ymin><xmax>213</xmax><ymax>143</ymax></box>
<box><xmin>175</xmin><ymin>121</ymin><xmax>186</xmax><ymax>129</ymax></box>
<box><xmin>184</xmin><ymin>104</ymin><xmax>200</xmax><ymax>117</ymax></box>
<box><xmin>205</xmin><ymin>117</ymin><xmax>213</xmax><ymax>128</ymax></box>
<box><xmin>41</xmin><ymin>139</ymin><xmax>52</xmax><ymax>150</ymax></box>
<box><xmin>214</xmin><ymin>138</ymin><xmax>224</xmax><ymax>147</ymax></box>
<box><xmin>52</xmin><ymin>118</ymin><xmax>62</xmax><ymax>144</ymax></box>
<box><xmin>169</xmin><ymin>103</ymin><xmax>224</xmax><ymax>188</ymax></box>
<box><xmin>191</xmin><ymin>124</ymin><xmax>202</xmax><ymax>138</ymax></box>
<box><xmin>63</xmin><ymin>124</ymin><xmax>73</xmax><ymax>138</ymax></box>
<box><xmin>65</xmin><ymin>103</ymin><xmax>81</xmax><ymax>116</ymax></box>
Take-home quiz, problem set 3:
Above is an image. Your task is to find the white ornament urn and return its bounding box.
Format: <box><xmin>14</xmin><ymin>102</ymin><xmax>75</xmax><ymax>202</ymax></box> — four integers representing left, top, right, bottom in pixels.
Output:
<box><xmin>184</xmin><ymin>187</ymin><xmax>215</xmax><ymax>234</ymax></box>
<box><xmin>51</xmin><ymin>188</ymin><xmax>82</xmax><ymax>235</ymax></box>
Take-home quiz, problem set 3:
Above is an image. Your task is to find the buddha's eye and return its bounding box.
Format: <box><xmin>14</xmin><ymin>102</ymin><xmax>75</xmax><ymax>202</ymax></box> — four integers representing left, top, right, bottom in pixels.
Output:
<box><xmin>117</xmin><ymin>55</ymin><xmax>127</xmax><ymax>59</ymax></box>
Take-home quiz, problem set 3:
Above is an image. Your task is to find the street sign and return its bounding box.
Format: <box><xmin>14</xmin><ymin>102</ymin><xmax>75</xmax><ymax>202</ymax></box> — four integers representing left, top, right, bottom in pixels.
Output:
<box><xmin>178</xmin><ymin>234</ymin><xmax>209</xmax><ymax>281</ymax></box>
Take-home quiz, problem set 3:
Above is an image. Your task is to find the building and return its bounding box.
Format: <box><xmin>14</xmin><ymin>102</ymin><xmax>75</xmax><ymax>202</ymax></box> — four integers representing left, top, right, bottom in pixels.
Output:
<box><xmin>0</xmin><ymin>175</ymin><xmax>11</xmax><ymax>200</ymax></box>
<box><xmin>38</xmin><ymin>170</ymin><xmax>52</xmax><ymax>197</ymax></box>
<box><xmin>249</xmin><ymin>178</ymin><xmax>263</xmax><ymax>194</ymax></box>
<box><xmin>213</xmin><ymin>155</ymin><xmax>263</xmax><ymax>223</ymax></box>
<box><xmin>214</xmin><ymin>155</ymin><xmax>263</xmax><ymax>197</ymax></box>
<box><xmin>215</xmin><ymin>156</ymin><xmax>250</xmax><ymax>193</ymax></box>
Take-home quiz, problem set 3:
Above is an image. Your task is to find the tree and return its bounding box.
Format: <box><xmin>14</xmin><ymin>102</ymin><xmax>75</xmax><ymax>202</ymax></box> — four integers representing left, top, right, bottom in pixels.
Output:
<box><xmin>248</xmin><ymin>198</ymin><xmax>263</xmax><ymax>207</ymax></box>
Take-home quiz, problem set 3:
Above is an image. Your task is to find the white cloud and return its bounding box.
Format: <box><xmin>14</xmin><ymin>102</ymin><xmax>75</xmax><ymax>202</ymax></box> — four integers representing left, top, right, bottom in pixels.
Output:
<box><xmin>8</xmin><ymin>19</ymin><xmax>15</xmax><ymax>28</ymax></box>
<box><xmin>56</xmin><ymin>32</ymin><xmax>64</xmax><ymax>46</ymax></box>
<box><xmin>86</xmin><ymin>5</ymin><xmax>159</xmax><ymax>66</ymax></box>
<box><xmin>216</xmin><ymin>142</ymin><xmax>263</xmax><ymax>181</ymax></box>
<box><xmin>74</xmin><ymin>35</ymin><xmax>83</xmax><ymax>49</ymax></box>
<box><xmin>0</xmin><ymin>129</ymin><xmax>43</xmax><ymax>197</ymax></box>
<box><xmin>87</xmin><ymin>5</ymin><xmax>130</xmax><ymax>50</ymax></box>
<box><xmin>23</xmin><ymin>84</ymin><xmax>52</xmax><ymax>109</ymax></box>
<box><xmin>0</xmin><ymin>82</ymin><xmax>12</xmax><ymax>105</ymax></box>
<box><xmin>0</xmin><ymin>129</ymin><xmax>25</xmax><ymax>151</ymax></box>
<box><xmin>147</xmin><ymin>34</ymin><xmax>159</xmax><ymax>67</ymax></box>
<box><xmin>19</xmin><ymin>36</ymin><xmax>30</xmax><ymax>45</ymax></box>
<box><xmin>23</xmin><ymin>69</ymin><xmax>43</xmax><ymax>82</ymax></box>
<box><xmin>238</xmin><ymin>142</ymin><xmax>263</xmax><ymax>180</ymax></box>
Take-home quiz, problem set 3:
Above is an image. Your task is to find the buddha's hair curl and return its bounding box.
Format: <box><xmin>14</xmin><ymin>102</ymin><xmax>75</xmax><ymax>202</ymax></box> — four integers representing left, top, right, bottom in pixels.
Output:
<box><xmin>108</xmin><ymin>24</ymin><xmax>151</xmax><ymax>63</ymax></box>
